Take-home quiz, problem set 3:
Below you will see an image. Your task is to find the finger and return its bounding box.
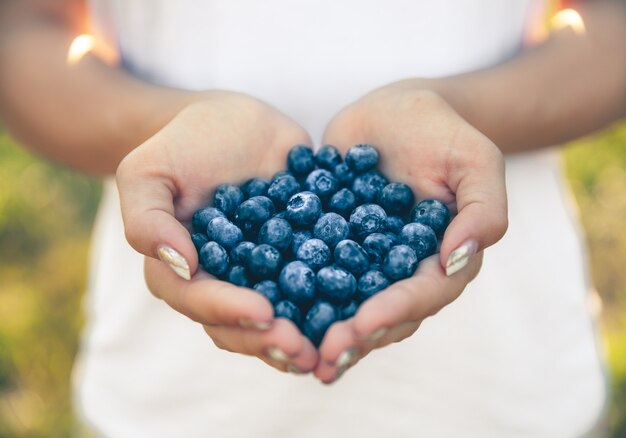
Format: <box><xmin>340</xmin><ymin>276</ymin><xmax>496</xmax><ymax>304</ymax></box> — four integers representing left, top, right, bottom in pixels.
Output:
<box><xmin>117</xmin><ymin>146</ymin><xmax>198</xmax><ymax>280</ymax></box>
<box><xmin>440</xmin><ymin>133</ymin><xmax>508</xmax><ymax>276</ymax></box>
<box><xmin>204</xmin><ymin>319</ymin><xmax>319</xmax><ymax>373</ymax></box>
<box><xmin>145</xmin><ymin>257</ymin><xmax>274</xmax><ymax>328</ymax></box>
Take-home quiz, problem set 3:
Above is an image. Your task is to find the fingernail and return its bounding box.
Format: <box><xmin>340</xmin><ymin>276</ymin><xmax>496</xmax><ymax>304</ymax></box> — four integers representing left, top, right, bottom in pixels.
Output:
<box><xmin>239</xmin><ymin>318</ymin><xmax>272</xmax><ymax>330</ymax></box>
<box><xmin>287</xmin><ymin>363</ymin><xmax>305</xmax><ymax>375</ymax></box>
<box><xmin>446</xmin><ymin>240</ymin><xmax>477</xmax><ymax>277</ymax></box>
<box><xmin>335</xmin><ymin>348</ymin><xmax>358</xmax><ymax>369</ymax></box>
<box><xmin>266</xmin><ymin>347</ymin><xmax>289</xmax><ymax>363</ymax></box>
<box><xmin>157</xmin><ymin>245</ymin><xmax>191</xmax><ymax>280</ymax></box>
<box><xmin>359</xmin><ymin>327</ymin><xmax>388</xmax><ymax>342</ymax></box>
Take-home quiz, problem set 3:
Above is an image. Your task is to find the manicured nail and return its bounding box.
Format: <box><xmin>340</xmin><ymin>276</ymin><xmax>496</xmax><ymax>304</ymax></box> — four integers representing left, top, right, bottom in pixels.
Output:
<box><xmin>359</xmin><ymin>327</ymin><xmax>388</xmax><ymax>342</ymax></box>
<box><xmin>238</xmin><ymin>318</ymin><xmax>272</xmax><ymax>330</ymax></box>
<box><xmin>287</xmin><ymin>363</ymin><xmax>305</xmax><ymax>375</ymax></box>
<box><xmin>446</xmin><ymin>240</ymin><xmax>477</xmax><ymax>277</ymax></box>
<box><xmin>157</xmin><ymin>245</ymin><xmax>190</xmax><ymax>280</ymax></box>
<box><xmin>335</xmin><ymin>348</ymin><xmax>358</xmax><ymax>369</ymax></box>
<box><xmin>267</xmin><ymin>347</ymin><xmax>289</xmax><ymax>363</ymax></box>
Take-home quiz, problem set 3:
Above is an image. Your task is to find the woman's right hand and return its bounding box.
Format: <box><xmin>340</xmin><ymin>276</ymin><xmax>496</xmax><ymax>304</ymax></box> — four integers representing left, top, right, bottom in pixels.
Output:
<box><xmin>116</xmin><ymin>91</ymin><xmax>319</xmax><ymax>374</ymax></box>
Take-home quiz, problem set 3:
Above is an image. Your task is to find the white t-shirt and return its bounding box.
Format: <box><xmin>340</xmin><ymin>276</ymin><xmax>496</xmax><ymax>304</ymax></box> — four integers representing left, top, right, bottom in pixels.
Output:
<box><xmin>75</xmin><ymin>1</ymin><xmax>608</xmax><ymax>437</ymax></box>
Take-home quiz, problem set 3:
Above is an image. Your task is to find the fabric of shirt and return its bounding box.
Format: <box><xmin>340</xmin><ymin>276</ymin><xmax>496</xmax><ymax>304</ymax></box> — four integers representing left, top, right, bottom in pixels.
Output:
<box><xmin>74</xmin><ymin>1</ymin><xmax>608</xmax><ymax>437</ymax></box>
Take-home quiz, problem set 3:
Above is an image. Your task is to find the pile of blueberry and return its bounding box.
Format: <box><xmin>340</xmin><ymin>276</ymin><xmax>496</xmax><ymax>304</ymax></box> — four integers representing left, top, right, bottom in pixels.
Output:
<box><xmin>190</xmin><ymin>144</ymin><xmax>450</xmax><ymax>347</ymax></box>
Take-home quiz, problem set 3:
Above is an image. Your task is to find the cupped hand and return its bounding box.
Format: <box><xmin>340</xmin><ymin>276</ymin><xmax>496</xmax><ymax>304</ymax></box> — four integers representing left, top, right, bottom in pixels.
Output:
<box><xmin>314</xmin><ymin>84</ymin><xmax>508</xmax><ymax>383</ymax></box>
<box><xmin>116</xmin><ymin>91</ymin><xmax>318</xmax><ymax>374</ymax></box>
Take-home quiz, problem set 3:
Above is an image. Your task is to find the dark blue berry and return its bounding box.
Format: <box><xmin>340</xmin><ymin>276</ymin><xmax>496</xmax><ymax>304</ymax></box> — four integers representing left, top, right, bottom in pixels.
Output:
<box><xmin>278</xmin><ymin>261</ymin><xmax>316</xmax><ymax>307</ymax></box>
<box><xmin>287</xmin><ymin>145</ymin><xmax>316</xmax><ymax>176</ymax></box>
<box><xmin>385</xmin><ymin>216</ymin><xmax>405</xmax><ymax>234</ymax></box>
<box><xmin>352</xmin><ymin>171</ymin><xmax>389</xmax><ymax>203</ymax></box>
<box><xmin>328</xmin><ymin>188</ymin><xmax>357</xmax><ymax>218</ymax></box>
<box><xmin>303</xmin><ymin>301</ymin><xmax>340</xmax><ymax>347</ymax></box>
<box><xmin>334</xmin><ymin>239</ymin><xmax>370</xmax><ymax>275</ymax></box>
<box><xmin>274</xmin><ymin>300</ymin><xmax>302</xmax><ymax>327</ymax></box>
<box><xmin>304</xmin><ymin>169</ymin><xmax>338</xmax><ymax>202</ymax></box>
<box><xmin>234</xmin><ymin>196</ymin><xmax>275</xmax><ymax>238</ymax></box>
<box><xmin>192</xmin><ymin>207</ymin><xmax>226</xmax><ymax>233</ymax></box>
<box><xmin>362</xmin><ymin>232</ymin><xmax>394</xmax><ymax>264</ymax></box>
<box><xmin>206</xmin><ymin>217</ymin><xmax>243</xmax><ymax>249</ymax></box>
<box><xmin>230</xmin><ymin>241</ymin><xmax>256</xmax><ymax>265</ymax></box>
<box><xmin>345</xmin><ymin>144</ymin><xmax>379</xmax><ymax>173</ymax></box>
<box><xmin>399</xmin><ymin>223</ymin><xmax>438</xmax><ymax>261</ymax></box>
<box><xmin>272</xmin><ymin>169</ymin><xmax>294</xmax><ymax>180</ymax></box>
<box><xmin>247</xmin><ymin>244</ymin><xmax>283</xmax><ymax>280</ymax></box>
<box><xmin>199</xmin><ymin>241</ymin><xmax>229</xmax><ymax>276</ymax></box>
<box><xmin>357</xmin><ymin>270</ymin><xmax>390</xmax><ymax>302</ymax></box>
<box><xmin>333</xmin><ymin>162</ymin><xmax>356</xmax><ymax>188</ymax></box>
<box><xmin>316</xmin><ymin>265</ymin><xmax>357</xmax><ymax>304</ymax></box>
<box><xmin>296</xmin><ymin>238</ymin><xmax>331</xmax><ymax>271</ymax></box>
<box><xmin>410</xmin><ymin>199</ymin><xmax>451</xmax><ymax>238</ymax></box>
<box><xmin>313</xmin><ymin>212</ymin><xmax>350</xmax><ymax>249</ymax></box>
<box><xmin>253</xmin><ymin>280</ymin><xmax>281</xmax><ymax>304</ymax></box>
<box><xmin>225</xmin><ymin>265</ymin><xmax>250</xmax><ymax>287</ymax></box>
<box><xmin>191</xmin><ymin>233</ymin><xmax>209</xmax><ymax>252</ymax></box>
<box><xmin>339</xmin><ymin>300</ymin><xmax>359</xmax><ymax>320</ymax></box>
<box><xmin>213</xmin><ymin>184</ymin><xmax>244</xmax><ymax>217</ymax></box>
<box><xmin>241</xmin><ymin>177</ymin><xmax>270</xmax><ymax>198</ymax></box>
<box><xmin>350</xmin><ymin>204</ymin><xmax>387</xmax><ymax>239</ymax></box>
<box><xmin>379</xmin><ymin>183</ymin><xmax>415</xmax><ymax>215</ymax></box>
<box><xmin>382</xmin><ymin>244</ymin><xmax>418</xmax><ymax>281</ymax></box>
<box><xmin>267</xmin><ymin>174</ymin><xmax>301</xmax><ymax>209</ymax></box>
<box><xmin>385</xmin><ymin>232</ymin><xmax>399</xmax><ymax>245</ymax></box>
<box><xmin>285</xmin><ymin>191</ymin><xmax>322</xmax><ymax>228</ymax></box>
<box><xmin>258</xmin><ymin>217</ymin><xmax>293</xmax><ymax>252</ymax></box>
<box><xmin>314</xmin><ymin>144</ymin><xmax>342</xmax><ymax>170</ymax></box>
<box><xmin>291</xmin><ymin>230</ymin><xmax>312</xmax><ymax>254</ymax></box>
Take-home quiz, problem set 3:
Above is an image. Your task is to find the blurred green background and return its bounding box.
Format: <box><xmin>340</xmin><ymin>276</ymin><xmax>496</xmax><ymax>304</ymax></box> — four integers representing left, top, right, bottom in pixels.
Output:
<box><xmin>0</xmin><ymin>121</ymin><xmax>625</xmax><ymax>437</ymax></box>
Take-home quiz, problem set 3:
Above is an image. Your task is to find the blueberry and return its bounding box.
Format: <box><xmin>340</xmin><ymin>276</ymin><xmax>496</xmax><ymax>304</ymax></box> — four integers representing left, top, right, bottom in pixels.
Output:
<box><xmin>213</xmin><ymin>184</ymin><xmax>244</xmax><ymax>217</ymax></box>
<box><xmin>291</xmin><ymin>230</ymin><xmax>312</xmax><ymax>254</ymax></box>
<box><xmin>192</xmin><ymin>207</ymin><xmax>226</xmax><ymax>234</ymax></box>
<box><xmin>285</xmin><ymin>191</ymin><xmax>322</xmax><ymax>228</ymax></box>
<box><xmin>382</xmin><ymin>244</ymin><xmax>418</xmax><ymax>281</ymax></box>
<box><xmin>314</xmin><ymin>144</ymin><xmax>343</xmax><ymax>170</ymax></box>
<box><xmin>253</xmin><ymin>280</ymin><xmax>281</xmax><ymax>304</ymax></box>
<box><xmin>385</xmin><ymin>216</ymin><xmax>405</xmax><ymax>234</ymax></box>
<box><xmin>350</xmin><ymin>204</ymin><xmax>387</xmax><ymax>239</ymax></box>
<box><xmin>379</xmin><ymin>183</ymin><xmax>415</xmax><ymax>216</ymax></box>
<box><xmin>316</xmin><ymin>265</ymin><xmax>357</xmax><ymax>304</ymax></box>
<box><xmin>267</xmin><ymin>174</ymin><xmax>301</xmax><ymax>209</ymax></box>
<box><xmin>273</xmin><ymin>211</ymin><xmax>287</xmax><ymax>219</ymax></box>
<box><xmin>234</xmin><ymin>196</ymin><xmax>275</xmax><ymax>238</ymax></box>
<box><xmin>333</xmin><ymin>162</ymin><xmax>356</xmax><ymax>188</ymax></box>
<box><xmin>258</xmin><ymin>217</ymin><xmax>293</xmax><ymax>252</ymax></box>
<box><xmin>247</xmin><ymin>244</ymin><xmax>283</xmax><ymax>280</ymax></box>
<box><xmin>224</xmin><ymin>265</ymin><xmax>250</xmax><ymax>287</ymax></box>
<box><xmin>272</xmin><ymin>169</ymin><xmax>294</xmax><ymax>180</ymax></box>
<box><xmin>357</xmin><ymin>270</ymin><xmax>390</xmax><ymax>302</ymax></box>
<box><xmin>191</xmin><ymin>233</ymin><xmax>209</xmax><ymax>252</ymax></box>
<box><xmin>241</xmin><ymin>177</ymin><xmax>270</xmax><ymax>198</ymax></box>
<box><xmin>274</xmin><ymin>300</ymin><xmax>302</xmax><ymax>327</ymax></box>
<box><xmin>296</xmin><ymin>238</ymin><xmax>331</xmax><ymax>271</ymax></box>
<box><xmin>339</xmin><ymin>300</ymin><xmax>359</xmax><ymax>320</ymax></box>
<box><xmin>345</xmin><ymin>144</ymin><xmax>379</xmax><ymax>173</ymax></box>
<box><xmin>410</xmin><ymin>199</ymin><xmax>451</xmax><ymax>238</ymax></box>
<box><xmin>362</xmin><ymin>232</ymin><xmax>394</xmax><ymax>264</ymax></box>
<box><xmin>399</xmin><ymin>223</ymin><xmax>438</xmax><ymax>261</ymax></box>
<box><xmin>304</xmin><ymin>169</ymin><xmax>338</xmax><ymax>202</ymax></box>
<box><xmin>278</xmin><ymin>261</ymin><xmax>316</xmax><ymax>307</ymax></box>
<box><xmin>313</xmin><ymin>213</ymin><xmax>350</xmax><ymax>249</ymax></box>
<box><xmin>384</xmin><ymin>232</ymin><xmax>399</xmax><ymax>245</ymax></box>
<box><xmin>303</xmin><ymin>301</ymin><xmax>340</xmax><ymax>347</ymax></box>
<box><xmin>230</xmin><ymin>241</ymin><xmax>255</xmax><ymax>265</ymax></box>
<box><xmin>352</xmin><ymin>171</ymin><xmax>389</xmax><ymax>203</ymax></box>
<box><xmin>206</xmin><ymin>217</ymin><xmax>243</xmax><ymax>249</ymax></box>
<box><xmin>199</xmin><ymin>241</ymin><xmax>229</xmax><ymax>276</ymax></box>
<box><xmin>328</xmin><ymin>188</ymin><xmax>357</xmax><ymax>218</ymax></box>
<box><xmin>287</xmin><ymin>145</ymin><xmax>316</xmax><ymax>176</ymax></box>
<box><xmin>334</xmin><ymin>239</ymin><xmax>370</xmax><ymax>275</ymax></box>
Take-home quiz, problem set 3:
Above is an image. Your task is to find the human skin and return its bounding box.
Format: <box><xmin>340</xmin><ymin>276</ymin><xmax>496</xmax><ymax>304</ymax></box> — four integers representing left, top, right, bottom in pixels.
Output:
<box><xmin>0</xmin><ymin>0</ymin><xmax>624</xmax><ymax>378</ymax></box>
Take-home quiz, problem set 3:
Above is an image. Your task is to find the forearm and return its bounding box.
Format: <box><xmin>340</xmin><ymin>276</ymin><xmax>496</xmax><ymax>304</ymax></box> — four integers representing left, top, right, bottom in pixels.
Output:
<box><xmin>424</xmin><ymin>0</ymin><xmax>626</xmax><ymax>153</ymax></box>
<box><xmin>0</xmin><ymin>1</ymin><xmax>198</xmax><ymax>175</ymax></box>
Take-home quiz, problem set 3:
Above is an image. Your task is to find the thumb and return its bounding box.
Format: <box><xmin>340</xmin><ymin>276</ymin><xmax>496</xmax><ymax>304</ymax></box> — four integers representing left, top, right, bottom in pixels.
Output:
<box><xmin>439</xmin><ymin>142</ymin><xmax>508</xmax><ymax>277</ymax></box>
<box><xmin>116</xmin><ymin>154</ymin><xmax>198</xmax><ymax>280</ymax></box>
